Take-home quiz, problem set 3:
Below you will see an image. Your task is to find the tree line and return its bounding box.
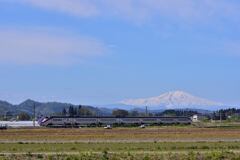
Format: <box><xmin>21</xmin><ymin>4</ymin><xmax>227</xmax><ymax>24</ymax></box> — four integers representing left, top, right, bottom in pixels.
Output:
<box><xmin>61</xmin><ymin>107</ymin><xmax>202</xmax><ymax>118</ymax></box>
<box><xmin>212</xmin><ymin>108</ymin><xmax>240</xmax><ymax>120</ymax></box>
<box><xmin>2</xmin><ymin>106</ymin><xmax>240</xmax><ymax>121</ymax></box>
<box><xmin>62</xmin><ymin>105</ymin><xmax>94</xmax><ymax>116</ymax></box>
<box><xmin>61</xmin><ymin>106</ymin><xmax>210</xmax><ymax>117</ymax></box>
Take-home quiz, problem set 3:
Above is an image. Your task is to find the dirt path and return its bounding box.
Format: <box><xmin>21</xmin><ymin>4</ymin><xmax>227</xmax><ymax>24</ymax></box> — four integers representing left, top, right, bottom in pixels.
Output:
<box><xmin>0</xmin><ymin>138</ymin><xmax>240</xmax><ymax>143</ymax></box>
<box><xmin>1</xmin><ymin>150</ymin><xmax>240</xmax><ymax>155</ymax></box>
<box><xmin>1</xmin><ymin>127</ymin><xmax>240</xmax><ymax>143</ymax></box>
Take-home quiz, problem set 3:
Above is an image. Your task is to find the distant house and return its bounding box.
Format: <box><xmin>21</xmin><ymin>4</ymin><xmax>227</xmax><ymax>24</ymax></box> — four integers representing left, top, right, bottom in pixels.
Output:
<box><xmin>191</xmin><ymin>115</ymin><xmax>198</xmax><ymax>122</ymax></box>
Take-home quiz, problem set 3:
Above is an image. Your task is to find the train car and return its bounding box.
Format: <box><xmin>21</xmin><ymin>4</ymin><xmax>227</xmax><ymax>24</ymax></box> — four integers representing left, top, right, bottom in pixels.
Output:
<box><xmin>120</xmin><ymin>118</ymin><xmax>141</xmax><ymax>124</ymax></box>
<box><xmin>141</xmin><ymin>117</ymin><xmax>158</xmax><ymax>124</ymax></box>
<box><xmin>75</xmin><ymin>118</ymin><xmax>98</xmax><ymax>126</ymax></box>
<box><xmin>98</xmin><ymin>117</ymin><xmax>118</xmax><ymax>125</ymax></box>
<box><xmin>39</xmin><ymin>116</ymin><xmax>191</xmax><ymax>127</ymax></box>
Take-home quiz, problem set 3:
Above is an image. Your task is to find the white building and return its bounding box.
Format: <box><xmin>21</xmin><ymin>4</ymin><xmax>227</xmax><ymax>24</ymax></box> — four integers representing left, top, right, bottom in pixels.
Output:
<box><xmin>191</xmin><ymin>115</ymin><xmax>198</xmax><ymax>122</ymax></box>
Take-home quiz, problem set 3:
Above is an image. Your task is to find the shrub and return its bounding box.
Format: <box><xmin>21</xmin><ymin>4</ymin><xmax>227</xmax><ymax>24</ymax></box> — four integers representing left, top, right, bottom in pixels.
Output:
<box><xmin>70</xmin><ymin>147</ymin><xmax>76</xmax><ymax>151</ymax></box>
<box><xmin>37</xmin><ymin>154</ymin><xmax>44</xmax><ymax>159</ymax></box>
<box><xmin>201</xmin><ymin>145</ymin><xmax>210</xmax><ymax>149</ymax></box>
<box><xmin>143</xmin><ymin>155</ymin><xmax>150</xmax><ymax>160</ymax></box>
<box><xmin>102</xmin><ymin>150</ymin><xmax>109</xmax><ymax>160</ymax></box>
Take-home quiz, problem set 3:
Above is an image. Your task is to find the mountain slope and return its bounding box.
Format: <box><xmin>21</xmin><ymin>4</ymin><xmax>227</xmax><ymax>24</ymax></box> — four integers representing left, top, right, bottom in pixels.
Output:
<box><xmin>97</xmin><ymin>103</ymin><xmax>137</xmax><ymax>110</ymax></box>
<box><xmin>121</xmin><ymin>91</ymin><xmax>223</xmax><ymax>110</ymax></box>
<box><xmin>0</xmin><ymin>99</ymin><xmax>102</xmax><ymax>116</ymax></box>
<box><xmin>0</xmin><ymin>100</ymin><xmax>14</xmax><ymax>113</ymax></box>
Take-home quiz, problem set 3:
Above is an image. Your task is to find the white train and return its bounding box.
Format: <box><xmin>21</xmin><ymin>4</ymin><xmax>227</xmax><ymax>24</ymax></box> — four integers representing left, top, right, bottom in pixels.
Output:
<box><xmin>39</xmin><ymin>116</ymin><xmax>192</xmax><ymax>127</ymax></box>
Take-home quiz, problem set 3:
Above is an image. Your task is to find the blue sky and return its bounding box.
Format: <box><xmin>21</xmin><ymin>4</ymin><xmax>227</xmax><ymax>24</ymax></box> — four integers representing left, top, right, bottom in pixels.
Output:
<box><xmin>0</xmin><ymin>0</ymin><xmax>240</xmax><ymax>105</ymax></box>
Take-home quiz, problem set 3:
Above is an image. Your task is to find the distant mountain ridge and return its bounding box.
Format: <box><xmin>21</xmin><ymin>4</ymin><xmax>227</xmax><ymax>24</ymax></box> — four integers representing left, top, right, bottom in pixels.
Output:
<box><xmin>120</xmin><ymin>91</ymin><xmax>225</xmax><ymax>110</ymax></box>
<box><xmin>0</xmin><ymin>100</ymin><xmax>13</xmax><ymax>114</ymax></box>
<box><xmin>0</xmin><ymin>91</ymin><xmax>234</xmax><ymax>116</ymax></box>
<box><xmin>0</xmin><ymin>99</ymin><xmax>103</xmax><ymax>116</ymax></box>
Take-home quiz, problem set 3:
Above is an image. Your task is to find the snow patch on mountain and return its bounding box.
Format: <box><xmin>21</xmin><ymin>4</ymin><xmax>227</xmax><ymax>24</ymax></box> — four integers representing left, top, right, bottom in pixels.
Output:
<box><xmin>120</xmin><ymin>91</ymin><xmax>223</xmax><ymax>109</ymax></box>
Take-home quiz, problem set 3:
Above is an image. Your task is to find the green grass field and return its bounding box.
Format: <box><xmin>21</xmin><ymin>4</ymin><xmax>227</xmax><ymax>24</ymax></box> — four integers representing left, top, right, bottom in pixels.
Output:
<box><xmin>1</xmin><ymin>126</ymin><xmax>240</xmax><ymax>142</ymax></box>
<box><xmin>0</xmin><ymin>141</ymin><xmax>240</xmax><ymax>153</ymax></box>
<box><xmin>1</xmin><ymin>151</ymin><xmax>240</xmax><ymax>160</ymax></box>
<box><xmin>0</xmin><ymin>142</ymin><xmax>240</xmax><ymax>160</ymax></box>
<box><xmin>0</xmin><ymin>125</ymin><xmax>240</xmax><ymax>159</ymax></box>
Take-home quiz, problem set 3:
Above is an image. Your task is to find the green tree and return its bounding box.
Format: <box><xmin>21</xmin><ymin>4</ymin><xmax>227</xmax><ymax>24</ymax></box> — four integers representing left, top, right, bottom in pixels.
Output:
<box><xmin>79</xmin><ymin>107</ymin><xmax>93</xmax><ymax>116</ymax></box>
<box><xmin>18</xmin><ymin>112</ymin><xmax>31</xmax><ymax>121</ymax></box>
<box><xmin>62</xmin><ymin>108</ymin><xmax>67</xmax><ymax>116</ymax></box>
<box><xmin>112</xmin><ymin>109</ymin><xmax>129</xmax><ymax>117</ymax></box>
<box><xmin>130</xmin><ymin>110</ymin><xmax>139</xmax><ymax>117</ymax></box>
<box><xmin>68</xmin><ymin>106</ymin><xmax>74</xmax><ymax>117</ymax></box>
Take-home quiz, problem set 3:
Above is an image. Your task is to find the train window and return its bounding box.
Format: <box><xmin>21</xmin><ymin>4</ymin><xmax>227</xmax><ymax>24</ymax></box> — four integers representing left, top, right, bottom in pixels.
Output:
<box><xmin>122</xmin><ymin>118</ymin><xmax>140</xmax><ymax>121</ymax></box>
<box><xmin>76</xmin><ymin>118</ymin><xmax>97</xmax><ymax>122</ymax></box>
<box><xmin>99</xmin><ymin>118</ymin><xmax>117</xmax><ymax>122</ymax></box>
<box><xmin>52</xmin><ymin>118</ymin><xmax>62</xmax><ymax>121</ymax></box>
<box><xmin>142</xmin><ymin>119</ymin><xmax>157</xmax><ymax>121</ymax></box>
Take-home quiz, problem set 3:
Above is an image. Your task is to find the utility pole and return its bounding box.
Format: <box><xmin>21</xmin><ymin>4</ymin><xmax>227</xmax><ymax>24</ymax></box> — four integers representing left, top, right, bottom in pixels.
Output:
<box><xmin>220</xmin><ymin>110</ymin><xmax>222</xmax><ymax>123</ymax></box>
<box><xmin>33</xmin><ymin>103</ymin><xmax>36</xmax><ymax>127</ymax></box>
<box><xmin>145</xmin><ymin>106</ymin><xmax>148</xmax><ymax>117</ymax></box>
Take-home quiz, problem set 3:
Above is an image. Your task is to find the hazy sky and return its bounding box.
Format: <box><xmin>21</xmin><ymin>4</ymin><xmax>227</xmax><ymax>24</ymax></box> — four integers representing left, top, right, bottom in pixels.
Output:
<box><xmin>0</xmin><ymin>0</ymin><xmax>240</xmax><ymax>105</ymax></box>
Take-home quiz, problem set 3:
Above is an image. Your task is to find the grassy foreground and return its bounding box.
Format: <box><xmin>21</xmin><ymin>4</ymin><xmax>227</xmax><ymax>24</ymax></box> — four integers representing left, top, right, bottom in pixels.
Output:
<box><xmin>0</xmin><ymin>142</ymin><xmax>240</xmax><ymax>159</ymax></box>
<box><xmin>0</xmin><ymin>141</ymin><xmax>240</xmax><ymax>152</ymax></box>
<box><xmin>0</xmin><ymin>126</ymin><xmax>240</xmax><ymax>159</ymax></box>
<box><xmin>1</xmin><ymin>151</ymin><xmax>240</xmax><ymax>160</ymax></box>
<box><xmin>0</xmin><ymin>126</ymin><xmax>240</xmax><ymax>142</ymax></box>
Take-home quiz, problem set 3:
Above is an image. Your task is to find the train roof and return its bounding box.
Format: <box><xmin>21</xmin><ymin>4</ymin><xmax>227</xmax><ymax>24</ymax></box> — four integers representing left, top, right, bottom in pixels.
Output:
<box><xmin>45</xmin><ymin>116</ymin><xmax>191</xmax><ymax>119</ymax></box>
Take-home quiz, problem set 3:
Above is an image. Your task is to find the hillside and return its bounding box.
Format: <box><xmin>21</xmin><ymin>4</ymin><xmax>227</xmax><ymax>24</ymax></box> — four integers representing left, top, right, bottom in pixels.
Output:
<box><xmin>0</xmin><ymin>91</ymin><xmax>233</xmax><ymax>116</ymax></box>
<box><xmin>120</xmin><ymin>91</ymin><xmax>224</xmax><ymax>110</ymax></box>
<box><xmin>0</xmin><ymin>100</ymin><xmax>15</xmax><ymax>113</ymax></box>
<box><xmin>0</xmin><ymin>99</ymin><xmax>101</xmax><ymax>116</ymax></box>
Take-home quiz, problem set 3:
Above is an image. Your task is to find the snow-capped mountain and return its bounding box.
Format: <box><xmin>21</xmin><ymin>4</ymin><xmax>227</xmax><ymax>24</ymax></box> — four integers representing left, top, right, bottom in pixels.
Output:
<box><xmin>120</xmin><ymin>91</ymin><xmax>224</xmax><ymax>110</ymax></box>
